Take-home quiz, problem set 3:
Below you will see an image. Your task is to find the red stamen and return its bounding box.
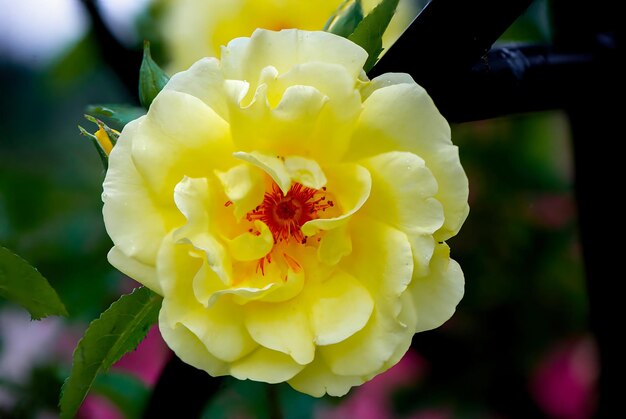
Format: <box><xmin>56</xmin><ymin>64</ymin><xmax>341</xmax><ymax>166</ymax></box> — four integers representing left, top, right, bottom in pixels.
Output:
<box><xmin>246</xmin><ymin>182</ymin><xmax>331</xmax><ymax>244</ymax></box>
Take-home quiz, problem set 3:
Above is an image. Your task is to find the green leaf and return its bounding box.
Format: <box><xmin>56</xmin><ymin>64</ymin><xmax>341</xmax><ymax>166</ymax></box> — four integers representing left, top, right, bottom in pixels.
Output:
<box><xmin>139</xmin><ymin>40</ymin><xmax>170</xmax><ymax>109</ymax></box>
<box><xmin>92</xmin><ymin>371</ymin><xmax>150</xmax><ymax>419</ymax></box>
<box><xmin>324</xmin><ymin>0</ymin><xmax>364</xmax><ymax>38</ymax></box>
<box><xmin>59</xmin><ymin>287</ymin><xmax>162</xmax><ymax>419</ymax></box>
<box><xmin>85</xmin><ymin>104</ymin><xmax>146</xmax><ymax>131</ymax></box>
<box><xmin>0</xmin><ymin>246</ymin><xmax>68</xmax><ymax>320</ymax></box>
<box><xmin>348</xmin><ymin>0</ymin><xmax>400</xmax><ymax>73</ymax></box>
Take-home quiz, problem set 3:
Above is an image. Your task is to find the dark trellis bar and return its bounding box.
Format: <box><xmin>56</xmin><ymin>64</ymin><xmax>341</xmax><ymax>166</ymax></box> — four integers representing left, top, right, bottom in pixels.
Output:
<box><xmin>81</xmin><ymin>0</ymin><xmax>142</xmax><ymax>99</ymax></box>
<box><xmin>390</xmin><ymin>40</ymin><xmax>616</xmax><ymax>123</ymax></box>
<box><xmin>370</xmin><ymin>0</ymin><xmax>535</xmax><ymax>81</ymax></box>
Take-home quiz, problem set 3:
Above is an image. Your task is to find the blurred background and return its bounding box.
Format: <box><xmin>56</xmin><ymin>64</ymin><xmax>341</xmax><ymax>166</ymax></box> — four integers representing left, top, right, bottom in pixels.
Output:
<box><xmin>0</xmin><ymin>0</ymin><xmax>595</xmax><ymax>418</ymax></box>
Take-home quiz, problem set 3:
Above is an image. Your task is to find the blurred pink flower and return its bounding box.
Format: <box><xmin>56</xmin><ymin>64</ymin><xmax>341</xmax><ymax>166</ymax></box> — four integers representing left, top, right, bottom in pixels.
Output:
<box><xmin>530</xmin><ymin>336</ymin><xmax>598</xmax><ymax>419</ymax></box>
<box><xmin>77</xmin><ymin>394</ymin><xmax>123</xmax><ymax>419</ymax></box>
<box><xmin>527</xmin><ymin>194</ymin><xmax>575</xmax><ymax>229</ymax></box>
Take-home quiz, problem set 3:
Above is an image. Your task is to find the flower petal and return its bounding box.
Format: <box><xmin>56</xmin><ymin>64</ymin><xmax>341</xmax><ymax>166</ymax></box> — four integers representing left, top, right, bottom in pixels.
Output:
<box><xmin>350</xmin><ymin>80</ymin><xmax>469</xmax><ymax>240</ymax></box>
<box><xmin>320</xmin><ymin>218</ymin><xmax>414</xmax><ymax>376</ymax></box>
<box><xmin>131</xmin><ymin>90</ymin><xmax>234</xmax><ymax>200</ymax></box>
<box><xmin>320</xmin><ymin>307</ymin><xmax>407</xmax><ymax>377</ymax></box>
<box><xmin>216</xmin><ymin>164</ymin><xmax>266</xmax><ymax>220</ymax></box>
<box><xmin>317</xmin><ymin>225</ymin><xmax>352</xmax><ymax>266</ymax></box>
<box><xmin>408</xmin><ymin>234</ymin><xmax>436</xmax><ymax>278</ymax></box>
<box><xmin>221</xmin><ymin>29</ymin><xmax>368</xmax><ymax>88</ymax></box>
<box><xmin>163</xmin><ymin>57</ymin><xmax>229</xmax><ymax>120</ymax></box>
<box><xmin>103</xmin><ymin>119</ymin><xmax>175</xmax><ymax>266</ymax></box>
<box><xmin>159</xmin><ymin>308</ymin><xmax>229</xmax><ymax>377</ymax></box>
<box><xmin>308</xmin><ymin>270</ymin><xmax>374</xmax><ymax>346</ymax></box>
<box><xmin>301</xmin><ymin>164</ymin><xmax>371</xmax><ymax>236</ymax></box>
<box><xmin>230</xmin><ymin>347</ymin><xmax>305</xmax><ymax>384</ymax></box>
<box><xmin>361</xmin><ymin>151</ymin><xmax>444</xmax><ymax>236</ymax></box>
<box><xmin>343</xmin><ymin>217</ymin><xmax>413</xmax><ymax>308</ymax></box>
<box><xmin>226</xmin><ymin>221</ymin><xmax>274</xmax><ymax>262</ymax></box>
<box><xmin>409</xmin><ymin>243</ymin><xmax>465</xmax><ymax>333</ymax></box>
<box><xmin>288</xmin><ymin>357</ymin><xmax>364</xmax><ymax>398</ymax></box>
<box><xmin>245</xmin><ymin>299</ymin><xmax>315</xmax><ymax>365</ymax></box>
<box><xmin>234</xmin><ymin>151</ymin><xmax>291</xmax><ymax>193</ymax></box>
<box><xmin>284</xmin><ymin>156</ymin><xmax>327</xmax><ymax>190</ymax></box>
<box><xmin>157</xmin><ymin>234</ymin><xmax>256</xmax><ymax>362</ymax></box>
<box><xmin>107</xmin><ymin>246</ymin><xmax>160</xmax><ymax>295</ymax></box>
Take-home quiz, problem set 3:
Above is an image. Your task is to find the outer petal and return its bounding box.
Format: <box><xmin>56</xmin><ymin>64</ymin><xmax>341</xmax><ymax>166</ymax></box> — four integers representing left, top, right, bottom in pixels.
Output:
<box><xmin>163</xmin><ymin>57</ymin><xmax>229</xmax><ymax>120</ymax></box>
<box><xmin>350</xmin><ymin>79</ymin><xmax>470</xmax><ymax>240</ymax></box>
<box><xmin>288</xmin><ymin>357</ymin><xmax>365</xmax><ymax>398</ymax></box>
<box><xmin>230</xmin><ymin>347</ymin><xmax>305</xmax><ymax>384</ymax></box>
<box><xmin>131</xmin><ymin>90</ymin><xmax>234</xmax><ymax>201</ymax></box>
<box><xmin>159</xmin><ymin>308</ymin><xmax>229</xmax><ymax>377</ymax></box>
<box><xmin>320</xmin><ymin>308</ymin><xmax>408</xmax><ymax>377</ymax></box>
<box><xmin>102</xmin><ymin>119</ymin><xmax>174</xmax><ymax>267</ymax></box>
<box><xmin>107</xmin><ymin>246</ymin><xmax>160</xmax><ymax>295</ymax></box>
<box><xmin>409</xmin><ymin>243</ymin><xmax>465</xmax><ymax>333</ymax></box>
<box><xmin>361</xmin><ymin>151</ymin><xmax>444</xmax><ymax>236</ymax></box>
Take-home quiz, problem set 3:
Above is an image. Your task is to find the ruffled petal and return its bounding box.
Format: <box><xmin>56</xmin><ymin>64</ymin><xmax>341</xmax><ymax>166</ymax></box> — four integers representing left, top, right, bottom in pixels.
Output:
<box><xmin>350</xmin><ymin>80</ymin><xmax>469</xmax><ymax>240</ymax></box>
<box><xmin>361</xmin><ymin>151</ymin><xmax>444</xmax><ymax>236</ymax></box>
<box><xmin>226</xmin><ymin>221</ymin><xmax>274</xmax><ymax>261</ymax></box>
<box><xmin>159</xmin><ymin>308</ymin><xmax>229</xmax><ymax>376</ymax></box>
<box><xmin>234</xmin><ymin>151</ymin><xmax>291</xmax><ymax>193</ymax></box>
<box><xmin>288</xmin><ymin>357</ymin><xmax>364</xmax><ymax>398</ymax></box>
<box><xmin>157</xmin><ymin>233</ymin><xmax>256</xmax><ymax>362</ymax></box>
<box><xmin>317</xmin><ymin>224</ymin><xmax>352</xmax><ymax>266</ymax></box>
<box><xmin>131</xmin><ymin>90</ymin><xmax>234</xmax><ymax>201</ymax></box>
<box><xmin>107</xmin><ymin>246</ymin><xmax>160</xmax><ymax>295</ymax></box>
<box><xmin>409</xmin><ymin>243</ymin><xmax>465</xmax><ymax>333</ymax></box>
<box><xmin>308</xmin><ymin>270</ymin><xmax>374</xmax><ymax>346</ymax></box>
<box><xmin>163</xmin><ymin>57</ymin><xmax>229</xmax><ymax>120</ymax></box>
<box><xmin>245</xmin><ymin>299</ymin><xmax>315</xmax><ymax>365</ymax></box>
<box><xmin>221</xmin><ymin>29</ymin><xmax>368</xmax><ymax>88</ymax></box>
<box><xmin>320</xmin><ymin>217</ymin><xmax>414</xmax><ymax>376</ymax></box>
<box><xmin>216</xmin><ymin>164</ymin><xmax>266</xmax><ymax>220</ymax></box>
<box><xmin>301</xmin><ymin>164</ymin><xmax>371</xmax><ymax>236</ymax></box>
<box><xmin>103</xmin><ymin>119</ymin><xmax>175</xmax><ymax>266</ymax></box>
<box><xmin>230</xmin><ymin>347</ymin><xmax>305</xmax><ymax>384</ymax></box>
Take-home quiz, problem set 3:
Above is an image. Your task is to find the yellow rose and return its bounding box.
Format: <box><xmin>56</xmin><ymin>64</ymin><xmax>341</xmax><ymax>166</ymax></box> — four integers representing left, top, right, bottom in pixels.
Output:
<box><xmin>160</xmin><ymin>0</ymin><xmax>418</xmax><ymax>72</ymax></box>
<box><xmin>102</xmin><ymin>29</ymin><xmax>468</xmax><ymax>397</ymax></box>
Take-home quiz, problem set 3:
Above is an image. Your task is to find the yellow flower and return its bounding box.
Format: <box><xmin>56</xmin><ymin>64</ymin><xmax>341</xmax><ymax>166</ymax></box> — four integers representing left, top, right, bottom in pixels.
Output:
<box><xmin>102</xmin><ymin>29</ymin><xmax>468</xmax><ymax>397</ymax></box>
<box><xmin>160</xmin><ymin>0</ymin><xmax>418</xmax><ymax>72</ymax></box>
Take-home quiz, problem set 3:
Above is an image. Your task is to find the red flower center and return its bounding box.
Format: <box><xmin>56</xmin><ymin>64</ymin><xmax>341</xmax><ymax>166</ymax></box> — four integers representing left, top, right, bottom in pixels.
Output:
<box><xmin>247</xmin><ymin>182</ymin><xmax>333</xmax><ymax>244</ymax></box>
